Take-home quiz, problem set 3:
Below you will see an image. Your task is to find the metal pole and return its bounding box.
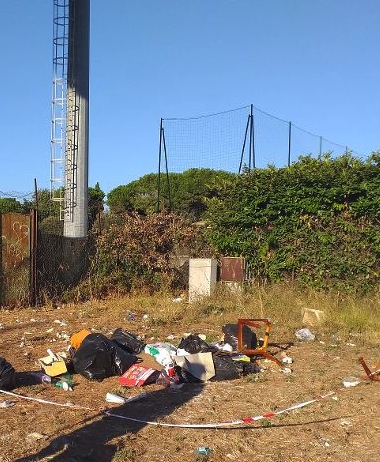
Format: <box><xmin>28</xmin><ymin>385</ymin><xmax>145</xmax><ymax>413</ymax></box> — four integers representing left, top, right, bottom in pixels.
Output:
<box><xmin>288</xmin><ymin>121</ymin><xmax>292</xmax><ymax>167</ymax></box>
<box><xmin>34</xmin><ymin>178</ymin><xmax>39</xmax><ymax>213</ymax></box>
<box><xmin>162</xmin><ymin>128</ymin><xmax>172</xmax><ymax>211</ymax></box>
<box><xmin>250</xmin><ymin>104</ymin><xmax>255</xmax><ymax>169</ymax></box>
<box><xmin>239</xmin><ymin>116</ymin><xmax>250</xmax><ymax>174</ymax></box>
<box><xmin>157</xmin><ymin>119</ymin><xmax>163</xmax><ymax>212</ymax></box>
<box><xmin>29</xmin><ymin>208</ymin><xmax>38</xmax><ymax>306</ymax></box>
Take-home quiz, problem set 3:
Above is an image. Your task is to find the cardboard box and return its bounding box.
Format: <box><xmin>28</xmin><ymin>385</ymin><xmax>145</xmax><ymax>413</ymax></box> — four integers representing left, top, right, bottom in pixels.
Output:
<box><xmin>38</xmin><ymin>354</ymin><xmax>67</xmax><ymax>377</ymax></box>
<box><xmin>119</xmin><ymin>364</ymin><xmax>159</xmax><ymax>387</ymax></box>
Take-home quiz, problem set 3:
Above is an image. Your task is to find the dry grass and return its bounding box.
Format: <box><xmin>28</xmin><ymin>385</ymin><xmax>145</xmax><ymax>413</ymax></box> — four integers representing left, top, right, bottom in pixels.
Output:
<box><xmin>0</xmin><ymin>286</ymin><xmax>379</xmax><ymax>461</ymax></box>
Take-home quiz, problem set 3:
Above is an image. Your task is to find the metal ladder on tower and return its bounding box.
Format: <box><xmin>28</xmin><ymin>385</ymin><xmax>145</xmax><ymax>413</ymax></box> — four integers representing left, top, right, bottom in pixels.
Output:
<box><xmin>50</xmin><ymin>0</ymin><xmax>78</xmax><ymax>223</ymax></box>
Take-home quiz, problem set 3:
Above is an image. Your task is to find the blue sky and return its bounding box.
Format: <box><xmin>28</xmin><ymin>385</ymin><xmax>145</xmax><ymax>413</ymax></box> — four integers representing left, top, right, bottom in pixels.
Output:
<box><xmin>1</xmin><ymin>0</ymin><xmax>379</xmax><ymax>198</ymax></box>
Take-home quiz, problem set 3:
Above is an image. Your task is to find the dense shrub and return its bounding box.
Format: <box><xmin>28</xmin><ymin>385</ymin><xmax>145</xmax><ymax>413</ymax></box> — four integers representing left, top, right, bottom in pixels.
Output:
<box><xmin>87</xmin><ymin>211</ymin><xmax>210</xmax><ymax>296</ymax></box>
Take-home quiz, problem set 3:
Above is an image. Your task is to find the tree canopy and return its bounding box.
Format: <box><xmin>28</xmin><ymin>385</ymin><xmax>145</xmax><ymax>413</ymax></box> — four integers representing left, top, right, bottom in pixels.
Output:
<box><xmin>106</xmin><ymin>168</ymin><xmax>237</xmax><ymax>219</ymax></box>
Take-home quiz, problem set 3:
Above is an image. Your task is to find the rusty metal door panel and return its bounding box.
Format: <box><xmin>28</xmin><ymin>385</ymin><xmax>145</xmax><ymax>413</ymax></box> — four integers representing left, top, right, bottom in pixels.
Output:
<box><xmin>220</xmin><ymin>257</ymin><xmax>246</xmax><ymax>282</ymax></box>
<box><xmin>0</xmin><ymin>213</ymin><xmax>32</xmax><ymax>306</ymax></box>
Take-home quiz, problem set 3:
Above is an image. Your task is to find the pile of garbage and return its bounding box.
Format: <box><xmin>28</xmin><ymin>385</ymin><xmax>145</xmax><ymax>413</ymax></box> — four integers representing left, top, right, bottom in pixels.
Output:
<box><xmin>67</xmin><ymin>324</ymin><xmax>261</xmax><ymax>387</ymax></box>
<box><xmin>0</xmin><ymin>323</ymin><xmax>264</xmax><ymax>392</ymax></box>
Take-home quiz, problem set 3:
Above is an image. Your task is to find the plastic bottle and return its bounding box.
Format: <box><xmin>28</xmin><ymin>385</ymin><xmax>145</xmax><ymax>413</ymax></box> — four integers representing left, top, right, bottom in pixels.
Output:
<box><xmin>54</xmin><ymin>380</ymin><xmax>73</xmax><ymax>391</ymax></box>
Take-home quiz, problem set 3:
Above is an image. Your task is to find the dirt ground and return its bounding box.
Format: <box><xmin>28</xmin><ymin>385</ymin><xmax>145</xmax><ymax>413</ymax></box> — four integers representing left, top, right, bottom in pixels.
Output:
<box><xmin>0</xmin><ymin>302</ymin><xmax>379</xmax><ymax>462</ymax></box>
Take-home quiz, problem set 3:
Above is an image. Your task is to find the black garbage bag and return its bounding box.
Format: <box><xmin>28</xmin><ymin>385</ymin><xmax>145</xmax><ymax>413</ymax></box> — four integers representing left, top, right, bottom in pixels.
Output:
<box><xmin>211</xmin><ymin>353</ymin><xmax>260</xmax><ymax>381</ymax></box>
<box><xmin>174</xmin><ymin>365</ymin><xmax>202</xmax><ymax>383</ymax></box>
<box><xmin>72</xmin><ymin>333</ymin><xmax>138</xmax><ymax>381</ymax></box>
<box><xmin>222</xmin><ymin>324</ymin><xmax>257</xmax><ymax>351</ymax></box>
<box><xmin>0</xmin><ymin>356</ymin><xmax>15</xmax><ymax>390</ymax></box>
<box><xmin>211</xmin><ymin>353</ymin><xmax>241</xmax><ymax>381</ymax></box>
<box><xmin>177</xmin><ymin>334</ymin><xmax>214</xmax><ymax>354</ymax></box>
<box><xmin>110</xmin><ymin>328</ymin><xmax>145</xmax><ymax>354</ymax></box>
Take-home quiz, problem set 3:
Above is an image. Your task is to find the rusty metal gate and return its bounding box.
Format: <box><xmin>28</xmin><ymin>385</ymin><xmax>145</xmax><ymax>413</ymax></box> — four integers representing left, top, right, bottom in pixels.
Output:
<box><xmin>0</xmin><ymin>211</ymin><xmax>37</xmax><ymax>307</ymax></box>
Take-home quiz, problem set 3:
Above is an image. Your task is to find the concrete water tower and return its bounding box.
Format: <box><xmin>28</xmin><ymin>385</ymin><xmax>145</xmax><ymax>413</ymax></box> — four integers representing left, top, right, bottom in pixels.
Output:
<box><xmin>50</xmin><ymin>0</ymin><xmax>90</xmax><ymax>238</ymax></box>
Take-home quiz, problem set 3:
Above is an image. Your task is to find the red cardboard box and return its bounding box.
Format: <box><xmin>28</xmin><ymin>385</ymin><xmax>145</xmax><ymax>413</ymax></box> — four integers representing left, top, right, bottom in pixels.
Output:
<box><xmin>119</xmin><ymin>364</ymin><xmax>159</xmax><ymax>387</ymax></box>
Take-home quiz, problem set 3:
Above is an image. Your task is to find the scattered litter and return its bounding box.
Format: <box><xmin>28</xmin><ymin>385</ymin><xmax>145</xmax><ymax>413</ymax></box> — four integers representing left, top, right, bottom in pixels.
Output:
<box><xmin>31</xmin><ymin>371</ymin><xmax>74</xmax><ymax>390</ymax></box>
<box><xmin>54</xmin><ymin>380</ymin><xmax>73</xmax><ymax>391</ymax></box>
<box><xmin>221</xmin><ymin>343</ymin><xmax>233</xmax><ymax>352</ymax></box>
<box><xmin>195</xmin><ymin>447</ymin><xmax>213</xmax><ymax>456</ymax></box>
<box><xmin>342</xmin><ymin>377</ymin><xmax>360</xmax><ymax>388</ymax></box>
<box><xmin>302</xmin><ymin>308</ymin><xmax>325</xmax><ymax>326</ymax></box>
<box><xmin>319</xmin><ymin>437</ymin><xmax>331</xmax><ymax>447</ymax></box>
<box><xmin>280</xmin><ymin>367</ymin><xmax>292</xmax><ymax>374</ymax></box>
<box><xmin>279</xmin><ymin>352</ymin><xmax>293</xmax><ymax>364</ymax></box>
<box><xmin>56</xmin><ymin>332</ymin><xmax>70</xmax><ymax>341</ymax></box>
<box><xmin>127</xmin><ymin>311</ymin><xmax>136</xmax><ymax>322</ymax></box>
<box><xmin>26</xmin><ymin>432</ymin><xmax>47</xmax><ymax>442</ymax></box>
<box><xmin>105</xmin><ymin>391</ymin><xmax>147</xmax><ymax>404</ymax></box>
<box><xmin>231</xmin><ymin>353</ymin><xmax>251</xmax><ymax>362</ymax></box>
<box><xmin>340</xmin><ymin>418</ymin><xmax>353</xmax><ymax>427</ymax></box>
<box><xmin>0</xmin><ymin>400</ymin><xmax>15</xmax><ymax>408</ymax></box>
<box><xmin>295</xmin><ymin>328</ymin><xmax>315</xmax><ymax>341</ymax></box>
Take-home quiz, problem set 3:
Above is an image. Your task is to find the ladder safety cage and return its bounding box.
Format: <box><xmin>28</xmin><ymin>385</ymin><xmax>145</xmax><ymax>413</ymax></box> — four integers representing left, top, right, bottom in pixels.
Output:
<box><xmin>50</xmin><ymin>0</ymin><xmax>79</xmax><ymax>222</ymax></box>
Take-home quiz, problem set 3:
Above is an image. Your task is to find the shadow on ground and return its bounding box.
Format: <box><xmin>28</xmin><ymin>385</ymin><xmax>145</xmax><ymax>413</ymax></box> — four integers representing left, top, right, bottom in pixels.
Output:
<box><xmin>13</xmin><ymin>382</ymin><xmax>205</xmax><ymax>462</ymax></box>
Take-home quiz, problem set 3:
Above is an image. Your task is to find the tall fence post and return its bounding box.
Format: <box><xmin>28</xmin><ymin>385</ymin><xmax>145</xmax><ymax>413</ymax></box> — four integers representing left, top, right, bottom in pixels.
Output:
<box><xmin>288</xmin><ymin>121</ymin><xmax>292</xmax><ymax>167</ymax></box>
<box><xmin>157</xmin><ymin>118</ymin><xmax>163</xmax><ymax>212</ymax></box>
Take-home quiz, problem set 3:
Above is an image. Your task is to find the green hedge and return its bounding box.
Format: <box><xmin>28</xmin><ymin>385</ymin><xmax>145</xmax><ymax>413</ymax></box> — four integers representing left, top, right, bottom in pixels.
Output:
<box><xmin>204</xmin><ymin>152</ymin><xmax>380</xmax><ymax>292</ymax></box>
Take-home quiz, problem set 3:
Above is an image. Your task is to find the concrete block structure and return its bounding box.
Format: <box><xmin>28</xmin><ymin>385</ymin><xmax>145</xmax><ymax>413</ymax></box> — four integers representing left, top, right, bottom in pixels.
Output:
<box><xmin>188</xmin><ymin>258</ymin><xmax>218</xmax><ymax>302</ymax></box>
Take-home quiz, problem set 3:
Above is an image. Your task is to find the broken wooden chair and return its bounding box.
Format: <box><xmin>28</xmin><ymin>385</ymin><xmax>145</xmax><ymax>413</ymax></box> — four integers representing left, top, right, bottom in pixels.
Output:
<box><xmin>237</xmin><ymin>318</ymin><xmax>283</xmax><ymax>367</ymax></box>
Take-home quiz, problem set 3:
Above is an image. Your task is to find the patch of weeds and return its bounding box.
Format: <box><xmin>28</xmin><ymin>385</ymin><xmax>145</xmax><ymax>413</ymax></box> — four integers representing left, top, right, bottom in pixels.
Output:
<box><xmin>201</xmin><ymin>304</ymin><xmax>225</xmax><ymax>316</ymax></box>
<box><xmin>112</xmin><ymin>445</ymin><xmax>137</xmax><ymax>461</ymax></box>
<box><xmin>110</xmin><ymin>386</ymin><xmax>130</xmax><ymax>397</ymax></box>
<box><xmin>148</xmin><ymin>317</ymin><xmax>167</xmax><ymax>327</ymax></box>
<box><xmin>245</xmin><ymin>373</ymin><xmax>265</xmax><ymax>383</ymax></box>
<box><xmin>284</xmin><ymin>374</ymin><xmax>296</xmax><ymax>383</ymax></box>
<box><xmin>260</xmin><ymin>419</ymin><xmax>272</xmax><ymax>427</ymax></box>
